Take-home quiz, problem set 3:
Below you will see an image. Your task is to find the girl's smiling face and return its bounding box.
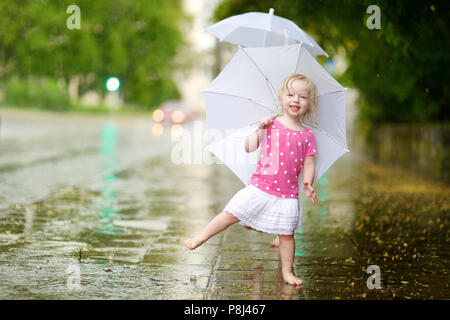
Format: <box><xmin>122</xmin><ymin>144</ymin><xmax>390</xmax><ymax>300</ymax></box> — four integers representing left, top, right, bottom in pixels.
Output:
<box><xmin>279</xmin><ymin>79</ymin><xmax>311</xmax><ymax>120</ymax></box>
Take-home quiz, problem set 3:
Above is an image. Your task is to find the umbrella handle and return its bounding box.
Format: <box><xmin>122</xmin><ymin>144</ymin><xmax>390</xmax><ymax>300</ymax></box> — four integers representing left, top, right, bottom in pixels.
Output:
<box><xmin>248</xmin><ymin>115</ymin><xmax>278</xmax><ymax>128</ymax></box>
<box><xmin>234</xmin><ymin>116</ymin><xmax>278</xmax><ymax>138</ymax></box>
<box><xmin>268</xmin><ymin>8</ymin><xmax>274</xmax><ymax>31</ymax></box>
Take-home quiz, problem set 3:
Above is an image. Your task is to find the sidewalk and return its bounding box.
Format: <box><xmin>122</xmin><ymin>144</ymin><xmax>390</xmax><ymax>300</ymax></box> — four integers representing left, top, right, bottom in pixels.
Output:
<box><xmin>200</xmin><ymin>151</ymin><xmax>449</xmax><ymax>300</ymax></box>
<box><xmin>0</xmin><ymin>114</ymin><xmax>447</xmax><ymax>299</ymax></box>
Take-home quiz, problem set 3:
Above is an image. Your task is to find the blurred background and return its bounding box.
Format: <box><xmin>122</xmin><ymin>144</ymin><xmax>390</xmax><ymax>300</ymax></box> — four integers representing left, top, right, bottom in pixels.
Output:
<box><xmin>0</xmin><ymin>0</ymin><xmax>448</xmax><ymax>300</ymax></box>
<box><xmin>0</xmin><ymin>0</ymin><xmax>447</xmax><ymax>180</ymax></box>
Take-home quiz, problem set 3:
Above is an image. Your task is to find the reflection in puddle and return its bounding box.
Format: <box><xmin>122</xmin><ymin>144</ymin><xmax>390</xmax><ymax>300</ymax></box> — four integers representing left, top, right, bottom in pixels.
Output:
<box><xmin>152</xmin><ymin>123</ymin><xmax>164</xmax><ymax>137</ymax></box>
<box><xmin>98</xmin><ymin>121</ymin><xmax>118</xmax><ymax>235</ymax></box>
<box><xmin>317</xmin><ymin>173</ymin><xmax>330</xmax><ymax>224</ymax></box>
<box><xmin>113</xmin><ymin>219</ymin><xmax>168</xmax><ymax>231</ymax></box>
<box><xmin>295</xmin><ymin>172</ymin><xmax>329</xmax><ymax>257</ymax></box>
<box><xmin>294</xmin><ymin>230</ymin><xmax>304</xmax><ymax>257</ymax></box>
<box><xmin>171</xmin><ymin>124</ymin><xmax>183</xmax><ymax>139</ymax></box>
<box><xmin>24</xmin><ymin>205</ymin><xmax>34</xmax><ymax>235</ymax></box>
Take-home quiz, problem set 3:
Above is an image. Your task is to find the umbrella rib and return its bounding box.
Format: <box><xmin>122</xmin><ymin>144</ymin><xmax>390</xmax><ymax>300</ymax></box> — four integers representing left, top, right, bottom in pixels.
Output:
<box><xmin>239</xmin><ymin>48</ymin><xmax>280</xmax><ymax>110</ymax></box>
<box><xmin>302</xmin><ymin>121</ymin><xmax>349</xmax><ymax>152</ymax></box>
<box><xmin>202</xmin><ymin>90</ymin><xmax>276</xmax><ymax>113</ymax></box>
<box><xmin>294</xmin><ymin>43</ymin><xmax>302</xmax><ymax>74</ymax></box>
<box><xmin>317</xmin><ymin>88</ymin><xmax>347</xmax><ymax>97</ymax></box>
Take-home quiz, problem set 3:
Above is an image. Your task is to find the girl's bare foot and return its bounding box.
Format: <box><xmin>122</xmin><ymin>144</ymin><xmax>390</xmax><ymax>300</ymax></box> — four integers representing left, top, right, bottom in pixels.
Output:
<box><xmin>183</xmin><ymin>237</ymin><xmax>204</xmax><ymax>251</ymax></box>
<box><xmin>270</xmin><ymin>236</ymin><xmax>280</xmax><ymax>247</ymax></box>
<box><xmin>282</xmin><ymin>272</ymin><xmax>303</xmax><ymax>286</ymax></box>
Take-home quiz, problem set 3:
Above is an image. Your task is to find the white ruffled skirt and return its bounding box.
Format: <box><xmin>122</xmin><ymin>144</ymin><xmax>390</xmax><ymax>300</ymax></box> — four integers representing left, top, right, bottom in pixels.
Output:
<box><xmin>223</xmin><ymin>184</ymin><xmax>302</xmax><ymax>235</ymax></box>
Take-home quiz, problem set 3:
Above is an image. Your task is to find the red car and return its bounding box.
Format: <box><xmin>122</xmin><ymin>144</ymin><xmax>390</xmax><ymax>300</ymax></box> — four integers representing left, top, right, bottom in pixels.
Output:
<box><xmin>152</xmin><ymin>100</ymin><xmax>197</xmax><ymax>124</ymax></box>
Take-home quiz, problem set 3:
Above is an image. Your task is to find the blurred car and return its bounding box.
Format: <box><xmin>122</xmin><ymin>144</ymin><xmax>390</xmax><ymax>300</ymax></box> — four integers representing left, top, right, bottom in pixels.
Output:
<box><xmin>152</xmin><ymin>100</ymin><xmax>198</xmax><ymax>124</ymax></box>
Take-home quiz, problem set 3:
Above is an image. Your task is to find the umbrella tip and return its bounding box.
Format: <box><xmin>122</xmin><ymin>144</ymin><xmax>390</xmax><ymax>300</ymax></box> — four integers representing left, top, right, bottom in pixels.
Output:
<box><xmin>269</xmin><ymin>8</ymin><xmax>274</xmax><ymax>15</ymax></box>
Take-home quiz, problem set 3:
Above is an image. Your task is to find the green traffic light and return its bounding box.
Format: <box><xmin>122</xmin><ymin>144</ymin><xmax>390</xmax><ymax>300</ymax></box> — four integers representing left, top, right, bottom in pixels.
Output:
<box><xmin>106</xmin><ymin>77</ymin><xmax>120</xmax><ymax>92</ymax></box>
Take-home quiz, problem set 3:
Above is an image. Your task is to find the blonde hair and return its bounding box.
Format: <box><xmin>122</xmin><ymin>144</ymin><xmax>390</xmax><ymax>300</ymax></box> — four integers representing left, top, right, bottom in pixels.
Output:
<box><xmin>277</xmin><ymin>74</ymin><xmax>318</xmax><ymax>124</ymax></box>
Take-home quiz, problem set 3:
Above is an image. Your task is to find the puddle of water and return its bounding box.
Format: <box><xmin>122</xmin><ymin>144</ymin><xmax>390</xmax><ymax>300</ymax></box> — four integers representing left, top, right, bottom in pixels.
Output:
<box><xmin>0</xmin><ymin>114</ymin><xmax>226</xmax><ymax>299</ymax></box>
<box><xmin>113</xmin><ymin>219</ymin><xmax>169</xmax><ymax>232</ymax></box>
<box><xmin>2</xmin><ymin>110</ymin><xmax>447</xmax><ymax>300</ymax></box>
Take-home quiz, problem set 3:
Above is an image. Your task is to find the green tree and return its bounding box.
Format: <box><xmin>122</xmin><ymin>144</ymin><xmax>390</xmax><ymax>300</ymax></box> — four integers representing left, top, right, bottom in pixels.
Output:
<box><xmin>0</xmin><ymin>0</ymin><xmax>188</xmax><ymax>109</ymax></box>
<box><xmin>212</xmin><ymin>0</ymin><xmax>449</xmax><ymax>124</ymax></box>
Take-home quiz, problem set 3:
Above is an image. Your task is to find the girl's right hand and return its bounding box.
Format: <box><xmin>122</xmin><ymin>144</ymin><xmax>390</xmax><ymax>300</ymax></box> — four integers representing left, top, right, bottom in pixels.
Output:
<box><xmin>259</xmin><ymin>117</ymin><xmax>274</xmax><ymax>129</ymax></box>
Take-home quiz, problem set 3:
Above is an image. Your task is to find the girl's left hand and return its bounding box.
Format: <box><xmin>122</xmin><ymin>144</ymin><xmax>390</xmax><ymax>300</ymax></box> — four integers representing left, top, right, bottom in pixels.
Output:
<box><xmin>303</xmin><ymin>182</ymin><xmax>318</xmax><ymax>203</ymax></box>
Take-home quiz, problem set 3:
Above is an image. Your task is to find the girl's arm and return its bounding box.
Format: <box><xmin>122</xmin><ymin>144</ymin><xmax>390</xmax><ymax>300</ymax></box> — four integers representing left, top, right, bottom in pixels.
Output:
<box><xmin>303</xmin><ymin>155</ymin><xmax>318</xmax><ymax>203</ymax></box>
<box><xmin>302</xmin><ymin>155</ymin><xmax>315</xmax><ymax>185</ymax></box>
<box><xmin>245</xmin><ymin>117</ymin><xmax>274</xmax><ymax>153</ymax></box>
<box><xmin>245</xmin><ymin>129</ymin><xmax>264</xmax><ymax>153</ymax></box>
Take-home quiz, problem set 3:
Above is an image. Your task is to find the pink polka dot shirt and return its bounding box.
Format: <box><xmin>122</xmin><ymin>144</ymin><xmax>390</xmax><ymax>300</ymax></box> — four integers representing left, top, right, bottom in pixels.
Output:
<box><xmin>249</xmin><ymin>118</ymin><xmax>317</xmax><ymax>199</ymax></box>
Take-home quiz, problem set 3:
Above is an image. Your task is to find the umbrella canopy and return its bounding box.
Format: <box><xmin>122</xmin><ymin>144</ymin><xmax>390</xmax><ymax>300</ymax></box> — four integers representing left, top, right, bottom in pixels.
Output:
<box><xmin>205</xmin><ymin>8</ymin><xmax>328</xmax><ymax>57</ymax></box>
<box><xmin>202</xmin><ymin>43</ymin><xmax>348</xmax><ymax>192</ymax></box>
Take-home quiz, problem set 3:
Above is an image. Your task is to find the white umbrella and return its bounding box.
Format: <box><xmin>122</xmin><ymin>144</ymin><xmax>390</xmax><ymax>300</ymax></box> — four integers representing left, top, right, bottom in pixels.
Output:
<box><xmin>202</xmin><ymin>43</ymin><xmax>348</xmax><ymax>192</ymax></box>
<box><xmin>205</xmin><ymin>8</ymin><xmax>328</xmax><ymax>57</ymax></box>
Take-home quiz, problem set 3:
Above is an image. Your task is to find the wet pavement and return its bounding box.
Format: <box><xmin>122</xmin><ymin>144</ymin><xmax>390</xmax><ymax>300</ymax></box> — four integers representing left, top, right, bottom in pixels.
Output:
<box><xmin>0</xmin><ymin>108</ymin><xmax>448</xmax><ymax>299</ymax></box>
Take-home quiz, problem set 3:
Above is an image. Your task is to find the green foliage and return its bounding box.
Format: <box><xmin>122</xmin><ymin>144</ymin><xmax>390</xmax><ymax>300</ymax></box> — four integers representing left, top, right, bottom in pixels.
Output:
<box><xmin>0</xmin><ymin>0</ymin><xmax>188</xmax><ymax>109</ymax></box>
<box><xmin>213</xmin><ymin>0</ymin><xmax>449</xmax><ymax>124</ymax></box>
<box><xmin>3</xmin><ymin>77</ymin><xmax>71</xmax><ymax>110</ymax></box>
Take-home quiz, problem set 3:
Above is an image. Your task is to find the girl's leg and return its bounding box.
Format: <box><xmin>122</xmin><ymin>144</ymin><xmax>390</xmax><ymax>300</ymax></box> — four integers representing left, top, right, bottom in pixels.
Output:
<box><xmin>270</xmin><ymin>235</ymin><xmax>280</xmax><ymax>247</ymax></box>
<box><xmin>243</xmin><ymin>225</ymin><xmax>262</xmax><ymax>233</ymax></box>
<box><xmin>278</xmin><ymin>234</ymin><xmax>302</xmax><ymax>286</ymax></box>
<box><xmin>184</xmin><ymin>211</ymin><xmax>239</xmax><ymax>250</ymax></box>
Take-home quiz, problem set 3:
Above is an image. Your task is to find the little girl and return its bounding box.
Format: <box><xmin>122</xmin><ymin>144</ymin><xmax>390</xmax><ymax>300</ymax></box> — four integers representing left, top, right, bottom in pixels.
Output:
<box><xmin>184</xmin><ymin>74</ymin><xmax>318</xmax><ymax>286</ymax></box>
